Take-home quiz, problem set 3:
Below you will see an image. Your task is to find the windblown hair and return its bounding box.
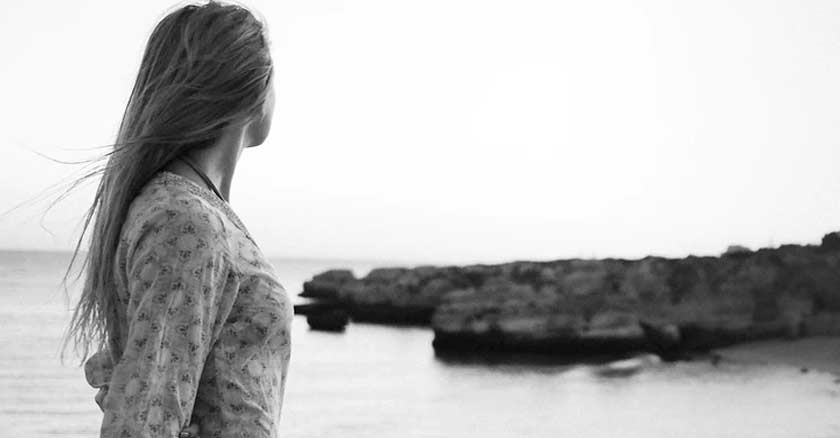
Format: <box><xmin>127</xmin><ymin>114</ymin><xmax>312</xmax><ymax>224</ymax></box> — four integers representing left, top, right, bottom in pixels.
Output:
<box><xmin>59</xmin><ymin>0</ymin><xmax>273</xmax><ymax>365</ymax></box>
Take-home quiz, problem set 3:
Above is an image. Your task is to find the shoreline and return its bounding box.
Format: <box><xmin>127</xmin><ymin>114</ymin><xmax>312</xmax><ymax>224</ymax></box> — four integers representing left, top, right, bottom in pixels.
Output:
<box><xmin>712</xmin><ymin>335</ymin><xmax>840</xmax><ymax>377</ymax></box>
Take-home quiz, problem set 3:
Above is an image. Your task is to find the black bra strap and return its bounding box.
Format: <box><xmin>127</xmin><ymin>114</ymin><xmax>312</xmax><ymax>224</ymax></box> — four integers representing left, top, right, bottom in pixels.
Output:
<box><xmin>177</xmin><ymin>155</ymin><xmax>226</xmax><ymax>202</ymax></box>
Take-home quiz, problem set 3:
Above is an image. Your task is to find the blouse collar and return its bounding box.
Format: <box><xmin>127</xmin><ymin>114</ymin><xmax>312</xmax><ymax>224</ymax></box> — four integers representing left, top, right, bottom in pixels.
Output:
<box><xmin>154</xmin><ymin>170</ymin><xmax>258</xmax><ymax>249</ymax></box>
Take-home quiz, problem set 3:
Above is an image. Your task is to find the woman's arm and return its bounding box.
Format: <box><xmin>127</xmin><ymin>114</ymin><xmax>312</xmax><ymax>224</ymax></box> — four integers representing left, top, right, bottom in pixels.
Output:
<box><xmin>98</xmin><ymin>207</ymin><xmax>241</xmax><ymax>437</ymax></box>
<box><xmin>85</xmin><ymin>348</ymin><xmax>202</xmax><ymax>437</ymax></box>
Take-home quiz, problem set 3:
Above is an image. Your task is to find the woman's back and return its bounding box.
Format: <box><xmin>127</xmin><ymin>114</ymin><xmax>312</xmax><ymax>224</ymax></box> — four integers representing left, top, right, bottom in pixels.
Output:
<box><xmin>85</xmin><ymin>170</ymin><xmax>293</xmax><ymax>437</ymax></box>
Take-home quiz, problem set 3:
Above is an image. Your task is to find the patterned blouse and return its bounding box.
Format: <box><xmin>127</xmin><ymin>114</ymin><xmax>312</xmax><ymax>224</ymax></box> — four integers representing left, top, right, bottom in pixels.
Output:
<box><xmin>83</xmin><ymin>170</ymin><xmax>293</xmax><ymax>438</ymax></box>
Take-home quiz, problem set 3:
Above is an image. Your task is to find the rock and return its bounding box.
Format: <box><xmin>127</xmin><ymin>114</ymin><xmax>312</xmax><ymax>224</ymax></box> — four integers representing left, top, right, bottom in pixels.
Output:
<box><xmin>638</xmin><ymin>320</ymin><xmax>681</xmax><ymax>358</ymax></box>
<box><xmin>723</xmin><ymin>245</ymin><xmax>753</xmax><ymax>258</ymax></box>
<box><xmin>594</xmin><ymin>353</ymin><xmax>662</xmax><ymax>378</ymax></box>
<box><xmin>294</xmin><ymin>300</ymin><xmax>345</xmax><ymax>316</ymax></box>
<box><xmin>802</xmin><ymin>312</ymin><xmax>840</xmax><ymax>336</ymax></box>
<box><xmin>296</xmin><ymin>299</ymin><xmax>351</xmax><ymax>332</ymax></box>
<box><xmin>300</xmin><ymin>269</ymin><xmax>356</xmax><ymax>300</ymax></box>
<box><xmin>334</xmin><ymin>266</ymin><xmax>462</xmax><ymax>324</ymax></box>
<box><xmin>587</xmin><ymin>310</ymin><xmax>644</xmax><ymax>339</ymax></box>
<box><xmin>300</xmin><ymin>231</ymin><xmax>840</xmax><ymax>360</ymax></box>
<box><xmin>820</xmin><ymin>232</ymin><xmax>840</xmax><ymax>251</ymax></box>
<box><xmin>430</xmin><ymin>280</ymin><xmax>649</xmax><ymax>356</ymax></box>
<box><xmin>306</xmin><ymin>308</ymin><xmax>350</xmax><ymax>332</ymax></box>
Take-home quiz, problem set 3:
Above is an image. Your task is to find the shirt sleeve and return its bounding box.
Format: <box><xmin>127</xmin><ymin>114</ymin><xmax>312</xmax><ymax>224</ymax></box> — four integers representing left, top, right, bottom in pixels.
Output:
<box><xmin>84</xmin><ymin>347</ymin><xmax>115</xmax><ymax>412</ymax></box>
<box><xmin>99</xmin><ymin>206</ymin><xmax>242</xmax><ymax>438</ymax></box>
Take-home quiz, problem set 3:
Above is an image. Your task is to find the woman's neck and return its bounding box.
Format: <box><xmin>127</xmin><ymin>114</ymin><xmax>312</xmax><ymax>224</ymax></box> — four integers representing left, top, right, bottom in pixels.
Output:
<box><xmin>162</xmin><ymin>126</ymin><xmax>247</xmax><ymax>201</ymax></box>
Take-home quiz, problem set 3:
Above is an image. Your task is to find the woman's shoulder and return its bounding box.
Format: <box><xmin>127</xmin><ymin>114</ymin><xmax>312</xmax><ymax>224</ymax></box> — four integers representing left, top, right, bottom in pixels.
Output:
<box><xmin>123</xmin><ymin>172</ymin><xmax>232</xmax><ymax>250</ymax></box>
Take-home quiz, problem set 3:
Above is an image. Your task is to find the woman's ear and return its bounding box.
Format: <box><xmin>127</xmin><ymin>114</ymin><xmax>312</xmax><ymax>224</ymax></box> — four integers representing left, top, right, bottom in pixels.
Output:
<box><xmin>246</xmin><ymin>85</ymin><xmax>275</xmax><ymax>148</ymax></box>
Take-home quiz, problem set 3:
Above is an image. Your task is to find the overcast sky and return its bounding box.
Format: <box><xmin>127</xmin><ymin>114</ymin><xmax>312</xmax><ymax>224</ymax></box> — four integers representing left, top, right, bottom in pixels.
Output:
<box><xmin>1</xmin><ymin>0</ymin><xmax>839</xmax><ymax>265</ymax></box>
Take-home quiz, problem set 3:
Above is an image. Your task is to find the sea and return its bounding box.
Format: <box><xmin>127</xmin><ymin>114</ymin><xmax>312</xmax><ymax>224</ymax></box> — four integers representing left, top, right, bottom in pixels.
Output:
<box><xmin>1</xmin><ymin>250</ymin><xmax>839</xmax><ymax>437</ymax></box>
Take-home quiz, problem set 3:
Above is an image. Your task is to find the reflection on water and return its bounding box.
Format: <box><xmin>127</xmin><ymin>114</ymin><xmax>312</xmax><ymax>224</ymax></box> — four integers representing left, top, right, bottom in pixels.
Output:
<box><xmin>433</xmin><ymin>347</ymin><xmax>655</xmax><ymax>368</ymax></box>
<box><xmin>1</xmin><ymin>251</ymin><xmax>839</xmax><ymax>437</ymax></box>
<box><xmin>284</xmin><ymin>320</ymin><xmax>840</xmax><ymax>438</ymax></box>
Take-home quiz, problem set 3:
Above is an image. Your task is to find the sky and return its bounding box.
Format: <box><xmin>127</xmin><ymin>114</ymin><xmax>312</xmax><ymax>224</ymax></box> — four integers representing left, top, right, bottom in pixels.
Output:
<box><xmin>1</xmin><ymin>0</ymin><xmax>840</xmax><ymax>265</ymax></box>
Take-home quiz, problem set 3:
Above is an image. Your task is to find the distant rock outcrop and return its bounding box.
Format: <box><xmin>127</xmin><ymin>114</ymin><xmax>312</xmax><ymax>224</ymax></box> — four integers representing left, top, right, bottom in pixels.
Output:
<box><xmin>306</xmin><ymin>308</ymin><xmax>350</xmax><ymax>332</ymax></box>
<box><xmin>299</xmin><ymin>232</ymin><xmax>840</xmax><ymax>358</ymax></box>
<box><xmin>335</xmin><ymin>266</ymin><xmax>468</xmax><ymax>324</ymax></box>
<box><xmin>723</xmin><ymin>245</ymin><xmax>753</xmax><ymax>258</ymax></box>
<box><xmin>300</xmin><ymin>269</ymin><xmax>356</xmax><ymax>300</ymax></box>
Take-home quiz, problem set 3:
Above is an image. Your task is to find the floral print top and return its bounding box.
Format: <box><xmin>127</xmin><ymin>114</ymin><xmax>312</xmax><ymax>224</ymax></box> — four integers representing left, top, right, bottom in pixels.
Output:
<box><xmin>83</xmin><ymin>170</ymin><xmax>293</xmax><ymax>438</ymax></box>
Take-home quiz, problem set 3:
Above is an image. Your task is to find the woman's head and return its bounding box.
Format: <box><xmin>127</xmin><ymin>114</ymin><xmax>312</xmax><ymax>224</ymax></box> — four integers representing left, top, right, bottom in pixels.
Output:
<box><xmin>59</xmin><ymin>0</ymin><xmax>273</xmax><ymax>363</ymax></box>
<box><xmin>126</xmin><ymin>0</ymin><xmax>274</xmax><ymax>147</ymax></box>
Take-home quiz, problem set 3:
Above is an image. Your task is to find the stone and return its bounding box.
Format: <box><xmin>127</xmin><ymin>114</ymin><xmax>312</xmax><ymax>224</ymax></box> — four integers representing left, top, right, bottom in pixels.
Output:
<box><xmin>297</xmin><ymin>231</ymin><xmax>840</xmax><ymax>360</ymax></box>
<box><xmin>299</xmin><ymin>269</ymin><xmax>356</xmax><ymax>300</ymax></box>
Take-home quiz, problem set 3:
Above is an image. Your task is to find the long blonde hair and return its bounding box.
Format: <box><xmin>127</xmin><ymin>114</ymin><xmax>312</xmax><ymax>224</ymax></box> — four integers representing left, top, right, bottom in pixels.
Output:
<box><xmin>58</xmin><ymin>0</ymin><xmax>273</xmax><ymax>365</ymax></box>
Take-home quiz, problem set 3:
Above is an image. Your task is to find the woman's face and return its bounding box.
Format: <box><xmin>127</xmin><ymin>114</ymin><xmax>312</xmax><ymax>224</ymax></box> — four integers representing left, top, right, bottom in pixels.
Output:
<box><xmin>247</xmin><ymin>79</ymin><xmax>275</xmax><ymax>148</ymax></box>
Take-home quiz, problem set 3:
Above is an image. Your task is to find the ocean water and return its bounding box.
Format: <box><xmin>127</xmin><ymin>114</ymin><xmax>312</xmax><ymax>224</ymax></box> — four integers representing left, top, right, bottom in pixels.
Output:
<box><xmin>1</xmin><ymin>250</ymin><xmax>839</xmax><ymax>437</ymax></box>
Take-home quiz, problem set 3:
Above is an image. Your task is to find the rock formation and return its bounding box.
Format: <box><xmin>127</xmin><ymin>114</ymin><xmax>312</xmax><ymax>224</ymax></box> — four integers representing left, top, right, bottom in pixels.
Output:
<box><xmin>299</xmin><ymin>233</ymin><xmax>840</xmax><ymax>357</ymax></box>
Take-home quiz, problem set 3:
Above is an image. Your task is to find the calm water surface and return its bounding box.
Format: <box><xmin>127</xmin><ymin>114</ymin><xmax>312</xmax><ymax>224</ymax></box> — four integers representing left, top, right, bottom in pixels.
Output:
<box><xmin>1</xmin><ymin>250</ymin><xmax>839</xmax><ymax>437</ymax></box>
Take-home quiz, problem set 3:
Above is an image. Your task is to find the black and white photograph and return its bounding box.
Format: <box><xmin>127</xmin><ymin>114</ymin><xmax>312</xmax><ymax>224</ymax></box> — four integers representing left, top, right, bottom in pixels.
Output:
<box><xmin>1</xmin><ymin>0</ymin><xmax>839</xmax><ymax>436</ymax></box>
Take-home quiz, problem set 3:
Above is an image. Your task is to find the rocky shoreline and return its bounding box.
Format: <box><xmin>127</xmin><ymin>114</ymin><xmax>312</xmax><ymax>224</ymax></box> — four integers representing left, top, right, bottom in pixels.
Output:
<box><xmin>296</xmin><ymin>232</ymin><xmax>840</xmax><ymax>360</ymax></box>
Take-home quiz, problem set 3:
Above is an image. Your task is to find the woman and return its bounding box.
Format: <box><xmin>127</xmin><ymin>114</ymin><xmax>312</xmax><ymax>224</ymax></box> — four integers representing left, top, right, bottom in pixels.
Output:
<box><xmin>60</xmin><ymin>1</ymin><xmax>292</xmax><ymax>437</ymax></box>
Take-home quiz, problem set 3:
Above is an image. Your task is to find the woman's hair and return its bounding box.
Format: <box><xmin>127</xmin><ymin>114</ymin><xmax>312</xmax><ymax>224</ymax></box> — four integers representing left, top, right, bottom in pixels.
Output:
<box><xmin>58</xmin><ymin>0</ymin><xmax>273</xmax><ymax>364</ymax></box>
